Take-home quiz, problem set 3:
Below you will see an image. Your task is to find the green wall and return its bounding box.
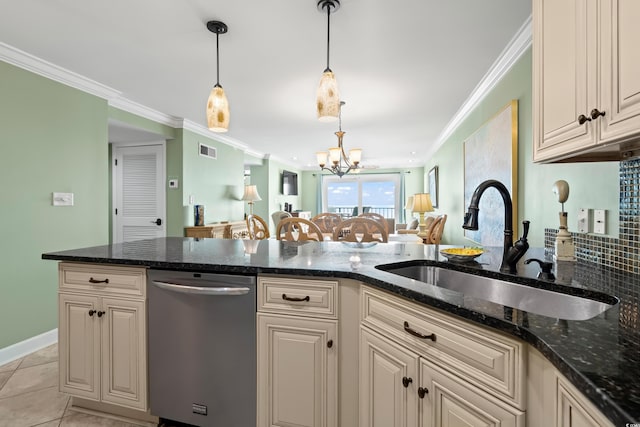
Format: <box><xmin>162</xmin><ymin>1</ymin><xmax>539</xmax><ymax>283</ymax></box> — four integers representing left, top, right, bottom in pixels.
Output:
<box><xmin>0</xmin><ymin>62</ymin><xmax>110</xmax><ymax>348</ymax></box>
<box><xmin>426</xmin><ymin>48</ymin><xmax>619</xmax><ymax>247</ymax></box>
<box><xmin>181</xmin><ymin>129</ymin><xmax>246</xmax><ymax>227</ymax></box>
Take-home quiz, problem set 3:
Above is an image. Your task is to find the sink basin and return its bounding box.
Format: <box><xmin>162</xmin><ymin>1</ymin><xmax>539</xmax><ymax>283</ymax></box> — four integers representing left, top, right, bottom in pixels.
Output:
<box><xmin>378</xmin><ymin>265</ymin><xmax>616</xmax><ymax>321</ymax></box>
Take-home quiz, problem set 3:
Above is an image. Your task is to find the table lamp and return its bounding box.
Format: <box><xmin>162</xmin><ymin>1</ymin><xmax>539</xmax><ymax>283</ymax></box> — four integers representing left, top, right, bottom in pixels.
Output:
<box><xmin>242</xmin><ymin>185</ymin><xmax>262</xmax><ymax>215</ymax></box>
<box><xmin>412</xmin><ymin>193</ymin><xmax>434</xmax><ymax>242</ymax></box>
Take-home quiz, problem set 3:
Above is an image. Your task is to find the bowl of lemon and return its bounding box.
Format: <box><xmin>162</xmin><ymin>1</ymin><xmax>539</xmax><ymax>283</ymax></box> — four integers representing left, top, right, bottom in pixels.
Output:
<box><xmin>439</xmin><ymin>247</ymin><xmax>484</xmax><ymax>263</ymax></box>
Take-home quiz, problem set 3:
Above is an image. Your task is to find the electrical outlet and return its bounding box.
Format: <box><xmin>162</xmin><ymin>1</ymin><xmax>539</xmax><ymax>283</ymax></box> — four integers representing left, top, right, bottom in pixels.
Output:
<box><xmin>577</xmin><ymin>208</ymin><xmax>591</xmax><ymax>233</ymax></box>
<box><xmin>594</xmin><ymin>209</ymin><xmax>606</xmax><ymax>234</ymax></box>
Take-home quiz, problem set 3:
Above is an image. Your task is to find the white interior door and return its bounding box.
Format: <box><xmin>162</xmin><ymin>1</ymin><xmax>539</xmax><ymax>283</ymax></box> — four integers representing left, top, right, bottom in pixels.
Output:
<box><xmin>112</xmin><ymin>143</ymin><xmax>166</xmax><ymax>243</ymax></box>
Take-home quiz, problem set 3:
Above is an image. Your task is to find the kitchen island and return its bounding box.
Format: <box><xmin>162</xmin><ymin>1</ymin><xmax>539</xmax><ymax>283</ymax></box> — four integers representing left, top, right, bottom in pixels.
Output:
<box><xmin>43</xmin><ymin>237</ymin><xmax>639</xmax><ymax>425</ymax></box>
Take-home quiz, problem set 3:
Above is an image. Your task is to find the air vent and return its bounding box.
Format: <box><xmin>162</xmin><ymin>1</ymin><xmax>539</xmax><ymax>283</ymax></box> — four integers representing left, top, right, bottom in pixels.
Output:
<box><xmin>199</xmin><ymin>143</ymin><xmax>217</xmax><ymax>160</ymax></box>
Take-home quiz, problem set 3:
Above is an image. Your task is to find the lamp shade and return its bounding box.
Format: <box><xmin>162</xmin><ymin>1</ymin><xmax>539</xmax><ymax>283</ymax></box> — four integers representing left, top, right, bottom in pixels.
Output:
<box><xmin>242</xmin><ymin>185</ymin><xmax>262</xmax><ymax>202</ymax></box>
<box><xmin>405</xmin><ymin>196</ymin><xmax>414</xmax><ymax>211</ymax></box>
<box><xmin>316</xmin><ymin>152</ymin><xmax>328</xmax><ymax>167</ymax></box>
<box><xmin>317</xmin><ymin>71</ymin><xmax>340</xmax><ymax>122</ymax></box>
<box><xmin>412</xmin><ymin>193</ymin><xmax>433</xmax><ymax>213</ymax></box>
<box><xmin>329</xmin><ymin>147</ymin><xmax>341</xmax><ymax>164</ymax></box>
<box><xmin>348</xmin><ymin>148</ymin><xmax>362</xmax><ymax>165</ymax></box>
<box><xmin>206</xmin><ymin>86</ymin><xmax>230</xmax><ymax>132</ymax></box>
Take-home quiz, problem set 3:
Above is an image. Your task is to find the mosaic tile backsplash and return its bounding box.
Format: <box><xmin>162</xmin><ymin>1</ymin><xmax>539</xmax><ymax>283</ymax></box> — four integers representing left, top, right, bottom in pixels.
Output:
<box><xmin>544</xmin><ymin>157</ymin><xmax>640</xmax><ymax>274</ymax></box>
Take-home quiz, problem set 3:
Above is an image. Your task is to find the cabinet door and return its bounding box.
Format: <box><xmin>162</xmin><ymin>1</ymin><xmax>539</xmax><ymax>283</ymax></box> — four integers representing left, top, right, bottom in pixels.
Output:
<box><xmin>58</xmin><ymin>293</ymin><xmax>100</xmax><ymax>400</ymax></box>
<box><xmin>556</xmin><ymin>376</ymin><xmax>613</xmax><ymax>427</ymax></box>
<box><xmin>533</xmin><ymin>0</ymin><xmax>598</xmax><ymax>162</ymax></box>
<box><xmin>419</xmin><ymin>359</ymin><xmax>524</xmax><ymax>427</ymax></box>
<box><xmin>599</xmin><ymin>0</ymin><xmax>640</xmax><ymax>144</ymax></box>
<box><xmin>360</xmin><ymin>328</ymin><xmax>419</xmax><ymax>427</ymax></box>
<box><xmin>100</xmin><ymin>297</ymin><xmax>147</xmax><ymax>411</ymax></box>
<box><xmin>258</xmin><ymin>313</ymin><xmax>337</xmax><ymax>427</ymax></box>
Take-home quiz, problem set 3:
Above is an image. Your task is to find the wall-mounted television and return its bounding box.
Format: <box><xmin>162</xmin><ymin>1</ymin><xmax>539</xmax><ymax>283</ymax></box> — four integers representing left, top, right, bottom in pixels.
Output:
<box><xmin>282</xmin><ymin>170</ymin><xmax>298</xmax><ymax>195</ymax></box>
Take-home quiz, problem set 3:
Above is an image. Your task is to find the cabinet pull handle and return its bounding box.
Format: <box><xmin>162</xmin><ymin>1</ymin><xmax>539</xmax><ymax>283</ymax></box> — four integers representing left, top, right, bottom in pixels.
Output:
<box><xmin>282</xmin><ymin>293</ymin><xmax>310</xmax><ymax>302</ymax></box>
<box><xmin>403</xmin><ymin>321</ymin><xmax>436</xmax><ymax>341</ymax></box>
<box><xmin>327</xmin><ymin>339</ymin><xmax>333</xmax><ymax>348</ymax></box>
<box><xmin>402</xmin><ymin>377</ymin><xmax>413</xmax><ymax>388</ymax></box>
<box><xmin>97</xmin><ymin>310</ymin><xmax>105</xmax><ymax>317</ymax></box>
<box><xmin>89</xmin><ymin>277</ymin><xmax>109</xmax><ymax>284</ymax></box>
<box><xmin>88</xmin><ymin>309</ymin><xmax>96</xmax><ymax>317</ymax></box>
<box><xmin>578</xmin><ymin>114</ymin><xmax>592</xmax><ymax>125</ymax></box>
<box><xmin>590</xmin><ymin>108</ymin><xmax>606</xmax><ymax>120</ymax></box>
<box><xmin>418</xmin><ymin>387</ymin><xmax>429</xmax><ymax>398</ymax></box>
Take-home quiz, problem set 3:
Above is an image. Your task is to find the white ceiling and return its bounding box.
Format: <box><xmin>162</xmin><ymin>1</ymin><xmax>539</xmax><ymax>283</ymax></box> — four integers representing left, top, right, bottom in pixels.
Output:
<box><xmin>0</xmin><ymin>0</ymin><xmax>531</xmax><ymax>170</ymax></box>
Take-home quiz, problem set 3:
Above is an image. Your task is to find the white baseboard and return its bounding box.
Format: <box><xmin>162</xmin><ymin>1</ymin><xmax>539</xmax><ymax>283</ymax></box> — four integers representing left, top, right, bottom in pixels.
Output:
<box><xmin>0</xmin><ymin>329</ymin><xmax>58</xmax><ymax>366</ymax></box>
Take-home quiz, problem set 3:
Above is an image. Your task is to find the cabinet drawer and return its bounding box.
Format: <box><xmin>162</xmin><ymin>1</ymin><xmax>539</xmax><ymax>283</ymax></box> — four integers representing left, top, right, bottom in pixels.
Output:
<box><xmin>361</xmin><ymin>286</ymin><xmax>525</xmax><ymax>409</ymax></box>
<box><xmin>59</xmin><ymin>263</ymin><xmax>146</xmax><ymax>297</ymax></box>
<box><xmin>258</xmin><ymin>277</ymin><xmax>338</xmax><ymax>318</ymax></box>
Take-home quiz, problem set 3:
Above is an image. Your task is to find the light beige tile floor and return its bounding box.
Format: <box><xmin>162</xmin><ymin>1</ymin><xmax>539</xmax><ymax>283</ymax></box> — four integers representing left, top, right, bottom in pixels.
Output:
<box><xmin>0</xmin><ymin>344</ymin><xmax>146</xmax><ymax>427</ymax></box>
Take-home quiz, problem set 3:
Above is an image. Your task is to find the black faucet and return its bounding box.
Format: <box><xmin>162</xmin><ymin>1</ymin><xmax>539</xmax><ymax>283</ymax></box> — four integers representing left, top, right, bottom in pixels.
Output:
<box><xmin>462</xmin><ymin>179</ymin><xmax>529</xmax><ymax>273</ymax></box>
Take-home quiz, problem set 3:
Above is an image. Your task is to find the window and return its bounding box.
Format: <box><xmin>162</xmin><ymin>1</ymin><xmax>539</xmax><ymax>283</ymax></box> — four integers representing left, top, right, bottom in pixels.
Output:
<box><xmin>322</xmin><ymin>174</ymin><xmax>400</xmax><ymax>220</ymax></box>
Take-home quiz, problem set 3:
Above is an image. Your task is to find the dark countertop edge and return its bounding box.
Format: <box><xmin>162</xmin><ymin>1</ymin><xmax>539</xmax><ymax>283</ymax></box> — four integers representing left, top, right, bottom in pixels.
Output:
<box><xmin>42</xmin><ymin>253</ymin><xmax>635</xmax><ymax>424</ymax></box>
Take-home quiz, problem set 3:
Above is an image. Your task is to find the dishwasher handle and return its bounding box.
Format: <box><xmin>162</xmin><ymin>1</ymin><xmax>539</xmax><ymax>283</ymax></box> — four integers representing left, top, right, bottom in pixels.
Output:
<box><xmin>152</xmin><ymin>280</ymin><xmax>251</xmax><ymax>296</ymax></box>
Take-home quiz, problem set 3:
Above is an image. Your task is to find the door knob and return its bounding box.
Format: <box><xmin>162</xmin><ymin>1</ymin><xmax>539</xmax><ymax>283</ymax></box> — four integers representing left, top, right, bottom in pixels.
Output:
<box><xmin>88</xmin><ymin>309</ymin><xmax>96</xmax><ymax>317</ymax></box>
<box><xmin>578</xmin><ymin>114</ymin><xmax>592</xmax><ymax>125</ymax></box>
<box><xmin>402</xmin><ymin>377</ymin><xmax>413</xmax><ymax>388</ymax></box>
<box><xmin>151</xmin><ymin>218</ymin><xmax>162</xmax><ymax>226</ymax></box>
<box><xmin>418</xmin><ymin>387</ymin><xmax>429</xmax><ymax>398</ymax></box>
<box><xmin>590</xmin><ymin>109</ymin><xmax>606</xmax><ymax>119</ymax></box>
<box><xmin>97</xmin><ymin>310</ymin><xmax>105</xmax><ymax>317</ymax></box>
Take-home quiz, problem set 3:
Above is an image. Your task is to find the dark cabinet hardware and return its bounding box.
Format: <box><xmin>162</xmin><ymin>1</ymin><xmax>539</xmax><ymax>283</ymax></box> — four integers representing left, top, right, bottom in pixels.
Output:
<box><xmin>88</xmin><ymin>309</ymin><xmax>96</xmax><ymax>317</ymax></box>
<box><xmin>97</xmin><ymin>310</ymin><xmax>105</xmax><ymax>317</ymax></box>
<box><xmin>282</xmin><ymin>293</ymin><xmax>310</xmax><ymax>302</ymax></box>
<box><xmin>152</xmin><ymin>218</ymin><xmax>162</xmax><ymax>226</ymax></box>
<box><xmin>89</xmin><ymin>277</ymin><xmax>109</xmax><ymax>284</ymax></box>
<box><xmin>418</xmin><ymin>387</ymin><xmax>429</xmax><ymax>398</ymax></box>
<box><xmin>327</xmin><ymin>339</ymin><xmax>333</xmax><ymax>348</ymax></box>
<box><xmin>403</xmin><ymin>321</ymin><xmax>436</xmax><ymax>341</ymax></box>
<box><xmin>402</xmin><ymin>376</ymin><xmax>413</xmax><ymax>388</ymax></box>
<box><xmin>590</xmin><ymin>108</ymin><xmax>606</xmax><ymax>119</ymax></box>
<box><xmin>578</xmin><ymin>114</ymin><xmax>592</xmax><ymax>125</ymax></box>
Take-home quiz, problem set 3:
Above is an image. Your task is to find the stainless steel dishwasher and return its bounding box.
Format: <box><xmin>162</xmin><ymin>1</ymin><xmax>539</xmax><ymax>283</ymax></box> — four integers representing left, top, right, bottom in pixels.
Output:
<box><xmin>148</xmin><ymin>269</ymin><xmax>256</xmax><ymax>427</ymax></box>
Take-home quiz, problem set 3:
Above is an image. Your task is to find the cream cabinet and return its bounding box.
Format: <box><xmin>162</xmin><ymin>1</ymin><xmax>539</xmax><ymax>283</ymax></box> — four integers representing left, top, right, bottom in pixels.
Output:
<box><xmin>359</xmin><ymin>285</ymin><xmax>525</xmax><ymax>427</ymax></box>
<box><xmin>257</xmin><ymin>276</ymin><xmax>339</xmax><ymax>427</ymax></box>
<box><xmin>533</xmin><ymin>0</ymin><xmax>640</xmax><ymax>162</ymax></box>
<box><xmin>527</xmin><ymin>348</ymin><xmax>614</xmax><ymax>427</ymax></box>
<box><xmin>57</xmin><ymin>263</ymin><xmax>147</xmax><ymax>412</ymax></box>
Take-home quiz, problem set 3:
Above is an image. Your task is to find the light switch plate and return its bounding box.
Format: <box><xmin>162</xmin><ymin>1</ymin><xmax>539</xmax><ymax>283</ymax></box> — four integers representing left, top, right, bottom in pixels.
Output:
<box><xmin>52</xmin><ymin>192</ymin><xmax>74</xmax><ymax>206</ymax></box>
<box><xmin>577</xmin><ymin>208</ymin><xmax>590</xmax><ymax>233</ymax></box>
<box><xmin>594</xmin><ymin>209</ymin><xmax>606</xmax><ymax>234</ymax></box>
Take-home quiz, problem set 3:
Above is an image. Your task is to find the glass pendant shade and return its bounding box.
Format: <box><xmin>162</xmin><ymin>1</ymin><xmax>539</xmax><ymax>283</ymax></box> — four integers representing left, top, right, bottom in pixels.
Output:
<box><xmin>207</xmin><ymin>85</ymin><xmax>230</xmax><ymax>132</ymax></box>
<box><xmin>316</xmin><ymin>70</ymin><xmax>340</xmax><ymax>122</ymax></box>
<box><xmin>329</xmin><ymin>147</ymin><xmax>341</xmax><ymax>164</ymax></box>
<box><xmin>316</xmin><ymin>152</ymin><xmax>328</xmax><ymax>167</ymax></box>
<box><xmin>348</xmin><ymin>148</ymin><xmax>362</xmax><ymax>165</ymax></box>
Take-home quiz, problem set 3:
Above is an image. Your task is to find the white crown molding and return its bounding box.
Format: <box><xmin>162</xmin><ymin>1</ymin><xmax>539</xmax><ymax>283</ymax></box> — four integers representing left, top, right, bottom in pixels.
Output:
<box><xmin>181</xmin><ymin>119</ymin><xmax>252</xmax><ymax>151</ymax></box>
<box><xmin>0</xmin><ymin>43</ymin><xmax>121</xmax><ymax>100</ymax></box>
<box><xmin>109</xmin><ymin>97</ymin><xmax>183</xmax><ymax>128</ymax></box>
<box><xmin>0</xmin><ymin>329</ymin><xmax>57</xmax><ymax>366</ymax></box>
<box><xmin>428</xmin><ymin>15</ymin><xmax>532</xmax><ymax>158</ymax></box>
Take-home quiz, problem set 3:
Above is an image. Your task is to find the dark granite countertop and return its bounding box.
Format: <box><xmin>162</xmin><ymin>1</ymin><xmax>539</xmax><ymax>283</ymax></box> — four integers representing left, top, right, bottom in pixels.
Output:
<box><xmin>42</xmin><ymin>237</ymin><xmax>640</xmax><ymax>425</ymax></box>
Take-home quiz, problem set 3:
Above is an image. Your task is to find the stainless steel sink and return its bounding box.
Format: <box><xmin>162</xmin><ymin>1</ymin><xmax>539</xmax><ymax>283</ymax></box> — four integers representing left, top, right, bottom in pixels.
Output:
<box><xmin>380</xmin><ymin>265</ymin><xmax>616</xmax><ymax>321</ymax></box>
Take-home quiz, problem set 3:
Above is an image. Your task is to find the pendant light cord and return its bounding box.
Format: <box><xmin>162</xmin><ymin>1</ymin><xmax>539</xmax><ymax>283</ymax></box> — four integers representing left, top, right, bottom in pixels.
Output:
<box><xmin>216</xmin><ymin>32</ymin><xmax>221</xmax><ymax>87</ymax></box>
<box><xmin>325</xmin><ymin>5</ymin><xmax>331</xmax><ymax>72</ymax></box>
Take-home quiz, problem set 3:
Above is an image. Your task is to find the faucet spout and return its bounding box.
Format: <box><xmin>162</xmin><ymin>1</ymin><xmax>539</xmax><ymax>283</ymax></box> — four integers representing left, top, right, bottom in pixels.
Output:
<box><xmin>462</xmin><ymin>179</ymin><xmax>514</xmax><ymax>273</ymax></box>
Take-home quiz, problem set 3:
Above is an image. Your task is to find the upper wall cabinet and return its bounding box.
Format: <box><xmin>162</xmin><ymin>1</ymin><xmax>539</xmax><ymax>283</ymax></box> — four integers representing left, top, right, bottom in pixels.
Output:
<box><xmin>533</xmin><ymin>0</ymin><xmax>640</xmax><ymax>163</ymax></box>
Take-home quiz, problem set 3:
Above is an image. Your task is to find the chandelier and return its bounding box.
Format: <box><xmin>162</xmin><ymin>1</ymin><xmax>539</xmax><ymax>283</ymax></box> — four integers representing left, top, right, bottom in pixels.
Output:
<box><xmin>316</xmin><ymin>101</ymin><xmax>362</xmax><ymax>177</ymax></box>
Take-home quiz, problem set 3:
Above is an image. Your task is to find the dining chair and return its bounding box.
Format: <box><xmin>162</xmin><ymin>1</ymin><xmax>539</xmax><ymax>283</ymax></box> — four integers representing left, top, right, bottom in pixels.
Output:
<box><xmin>311</xmin><ymin>212</ymin><xmax>343</xmax><ymax>235</ymax></box>
<box><xmin>276</xmin><ymin>217</ymin><xmax>324</xmax><ymax>242</ymax></box>
<box><xmin>426</xmin><ymin>214</ymin><xmax>447</xmax><ymax>244</ymax></box>
<box><xmin>271</xmin><ymin>210</ymin><xmax>292</xmax><ymax>230</ymax></box>
<box><xmin>358</xmin><ymin>212</ymin><xmax>389</xmax><ymax>234</ymax></box>
<box><xmin>333</xmin><ymin>217</ymin><xmax>388</xmax><ymax>243</ymax></box>
<box><xmin>246</xmin><ymin>214</ymin><xmax>270</xmax><ymax>240</ymax></box>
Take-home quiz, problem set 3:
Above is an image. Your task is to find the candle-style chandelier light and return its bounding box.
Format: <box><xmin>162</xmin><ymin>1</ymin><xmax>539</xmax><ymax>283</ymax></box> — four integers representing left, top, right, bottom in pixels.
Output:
<box><xmin>316</xmin><ymin>101</ymin><xmax>362</xmax><ymax>178</ymax></box>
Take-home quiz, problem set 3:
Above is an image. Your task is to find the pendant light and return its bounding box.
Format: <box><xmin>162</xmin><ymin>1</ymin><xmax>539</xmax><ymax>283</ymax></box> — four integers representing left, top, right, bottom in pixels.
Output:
<box><xmin>206</xmin><ymin>20</ymin><xmax>230</xmax><ymax>133</ymax></box>
<box><xmin>316</xmin><ymin>0</ymin><xmax>341</xmax><ymax>122</ymax></box>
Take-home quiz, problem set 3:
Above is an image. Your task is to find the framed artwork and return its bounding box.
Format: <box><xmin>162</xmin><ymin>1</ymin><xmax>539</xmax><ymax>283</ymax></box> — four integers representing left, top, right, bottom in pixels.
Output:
<box><xmin>463</xmin><ymin>100</ymin><xmax>518</xmax><ymax>246</ymax></box>
<box><xmin>428</xmin><ymin>166</ymin><xmax>439</xmax><ymax>208</ymax></box>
